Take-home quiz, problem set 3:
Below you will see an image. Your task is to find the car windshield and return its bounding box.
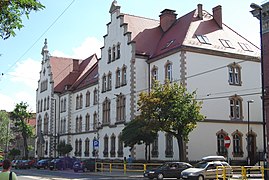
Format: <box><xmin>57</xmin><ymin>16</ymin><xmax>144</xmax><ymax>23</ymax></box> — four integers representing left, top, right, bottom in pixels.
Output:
<box><xmin>194</xmin><ymin>161</ymin><xmax>208</xmax><ymax>169</ymax></box>
<box><xmin>157</xmin><ymin>163</ymin><xmax>170</xmax><ymax>170</ymax></box>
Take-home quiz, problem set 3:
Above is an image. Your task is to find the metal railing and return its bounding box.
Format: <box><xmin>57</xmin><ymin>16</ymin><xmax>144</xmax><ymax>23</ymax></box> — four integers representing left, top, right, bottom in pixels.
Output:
<box><xmin>95</xmin><ymin>162</ymin><xmax>269</xmax><ymax>179</ymax></box>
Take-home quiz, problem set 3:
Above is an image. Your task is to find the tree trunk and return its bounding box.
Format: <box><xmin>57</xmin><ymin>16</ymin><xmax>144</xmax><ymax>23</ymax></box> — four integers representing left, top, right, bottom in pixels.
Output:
<box><xmin>176</xmin><ymin>135</ymin><xmax>185</xmax><ymax>161</ymax></box>
<box><xmin>148</xmin><ymin>144</ymin><xmax>151</xmax><ymax>161</ymax></box>
<box><xmin>22</xmin><ymin>132</ymin><xmax>28</xmax><ymax>159</ymax></box>
<box><xmin>145</xmin><ymin>144</ymin><xmax>148</xmax><ymax>162</ymax></box>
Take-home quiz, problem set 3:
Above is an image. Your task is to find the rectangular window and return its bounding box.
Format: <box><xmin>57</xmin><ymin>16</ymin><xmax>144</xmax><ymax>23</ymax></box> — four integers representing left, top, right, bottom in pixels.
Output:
<box><xmin>220</xmin><ymin>39</ymin><xmax>234</xmax><ymax>48</ymax></box>
<box><xmin>196</xmin><ymin>35</ymin><xmax>210</xmax><ymax>44</ymax></box>
<box><xmin>238</xmin><ymin>42</ymin><xmax>253</xmax><ymax>52</ymax></box>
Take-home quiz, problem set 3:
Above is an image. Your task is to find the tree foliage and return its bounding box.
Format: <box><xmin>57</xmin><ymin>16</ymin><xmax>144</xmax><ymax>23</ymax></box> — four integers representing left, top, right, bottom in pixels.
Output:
<box><xmin>138</xmin><ymin>82</ymin><xmax>205</xmax><ymax>161</ymax></box>
<box><xmin>0</xmin><ymin>0</ymin><xmax>45</xmax><ymax>40</ymax></box>
<box><xmin>121</xmin><ymin>115</ymin><xmax>158</xmax><ymax>161</ymax></box>
<box><xmin>57</xmin><ymin>141</ymin><xmax>73</xmax><ymax>156</ymax></box>
<box><xmin>0</xmin><ymin>110</ymin><xmax>11</xmax><ymax>150</ymax></box>
<box><xmin>11</xmin><ymin>102</ymin><xmax>33</xmax><ymax>159</ymax></box>
<box><xmin>9</xmin><ymin>148</ymin><xmax>21</xmax><ymax>159</ymax></box>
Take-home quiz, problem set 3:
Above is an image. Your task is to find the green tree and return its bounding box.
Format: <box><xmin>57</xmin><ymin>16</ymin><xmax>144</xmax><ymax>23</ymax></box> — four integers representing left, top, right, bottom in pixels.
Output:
<box><xmin>57</xmin><ymin>141</ymin><xmax>73</xmax><ymax>156</ymax></box>
<box><xmin>0</xmin><ymin>110</ymin><xmax>12</xmax><ymax>152</ymax></box>
<box><xmin>138</xmin><ymin>82</ymin><xmax>205</xmax><ymax>161</ymax></box>
<box><xmin>121</xmin><ymin>115</ymin><xmax>157</xmax><ymax>161</ymax></box>
<box><xmin>11</xmin><ymin>102</ymin><xmax>33</xmax><ymax>159</ymax></box>
<box><xmin>9</xmin><ymin>148</ymin><xmax>21</xmax><ymax>159</ymax></box>
<box><xmin>0</xmin><ymin>0</ymin><xmax>45</xmax><ymax>40</ymax></box>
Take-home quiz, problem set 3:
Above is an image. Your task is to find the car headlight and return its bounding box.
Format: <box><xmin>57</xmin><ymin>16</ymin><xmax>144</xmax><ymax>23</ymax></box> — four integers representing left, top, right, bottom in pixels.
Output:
<box><xmin>149</xmin><ymin>171</ymin><xmax>155</xmax><ymax>174</ymax></box>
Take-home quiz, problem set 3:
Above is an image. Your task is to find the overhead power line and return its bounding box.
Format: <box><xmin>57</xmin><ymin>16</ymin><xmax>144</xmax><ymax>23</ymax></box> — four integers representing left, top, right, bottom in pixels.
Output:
<box><xmin>2</xmin><ymin>0</ymin><xmax>76</xmax><ymax>75</ymax></box>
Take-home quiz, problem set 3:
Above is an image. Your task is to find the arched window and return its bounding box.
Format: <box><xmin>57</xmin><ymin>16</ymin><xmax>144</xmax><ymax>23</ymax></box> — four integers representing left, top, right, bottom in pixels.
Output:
<box><xmin>152</xmin><ymin>135</ymin><xmax>159</xmax><ymax>158</ymax></box>
<box><xmin>165</xmin><ymin>133</ymin><xmax>173</xmax><ymax>157</ymax></box>
<box><xmin>122</xmin><ymin>66</ymin><xmax>127</xmax><ymax>86</ymax></box>
<box><xmin>107</xmin><ymin>72</ymin><xmax>112</xmax><ymax>91</ymax></box>
<box><xmin>165</xmin><ymin>61</ymin><xmax>172</xmax><ymax>82</ymax></box>
<box><xmin>86</xmin><ymin>91</ymin><xmax>90</xmax><ymax>107</ymax></box>
<box><xmin>102</xmin><ymin>97</ymin><xmax>111</xmax><ymax>124</ymax></box>
<box><xmin>216</xmin><ymin>129</ymin><xmax>228</xmax><ymax>156</ymax></box>
<box><xmin>232</xmin><ymin>130</ymin><xmax>243</xmax><ymax>157</ymax></box>
<box><xmin>85</xmin><ymin>113</ymin><xmax>90</xmax><ymax>131</ymax></box>
<box><xmin>116</xmin><ymin>68</ymin><xmax>121</xmax><ymax>88</ymax></box>
<box><xmin>43</xmin><ymin>113</ymin><xmax>49</xmax><ymax>135</ymax></box>
<box><xmin>102</xmin><ymin>74</ymin><xmax>107</xmax><ymax>92</ymax></box>
<box><xmin>108</xmin><ymin>48</ymin><xmax>112</xmax><ymax>63</ymax></box>
<box><xmin>103</xmin><ymin>135</ymin><xmax>109</xmax><ymax>157</ymax></box>
<box><xmin>116</xmin><ymin>93</ymin><xmax>126</xmax><ymax>122</ymax></box>
<box><xmin>117</xmin><ymin>133</ymin><xmax>123</xmax><ymax>157</ymax></box>
<box><xmin>47</xmin><ymin>96</ymin><xmax>50</xmax><ymax>110</ymax></box>
<box><xmin>228</xmin><ymin>63</ymin><xmax>242</xmax><ymax>86</ymax></box>
<box><xmin>229</xmin><ymin>95</ymin><xmax>243</xmax><ymax>120</ymax></box>
<box><xmin>85</xmin><ymin>138</ymin><xmax>90</xmax><ymax>157</ymax></box>
<box><xmin>117</xmin><ymin>43</ymin><xmax>121</xmax><ymax>59</ymax></box>
<box><xmin>110</xmin><ymin>134</ymin><xmax>116</xmax><ymax>157</ymax></box>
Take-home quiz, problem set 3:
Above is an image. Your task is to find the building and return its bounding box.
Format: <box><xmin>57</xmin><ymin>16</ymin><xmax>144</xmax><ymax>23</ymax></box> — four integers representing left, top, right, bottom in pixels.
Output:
<box><xmin>36</xmin><ymin>1</ymin><xmax>263</xmax><ymax>163</ymax></box>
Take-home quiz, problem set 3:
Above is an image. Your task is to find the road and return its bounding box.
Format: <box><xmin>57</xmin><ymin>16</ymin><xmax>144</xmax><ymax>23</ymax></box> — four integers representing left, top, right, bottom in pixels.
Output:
<box><xmin>11</xmin><ymin>168</ymin><xmax>145</xmax><ymax>180</ymax></box>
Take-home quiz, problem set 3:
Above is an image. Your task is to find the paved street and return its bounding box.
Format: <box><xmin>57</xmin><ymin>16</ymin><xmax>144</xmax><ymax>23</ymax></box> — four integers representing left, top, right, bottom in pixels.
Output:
<box><xmin>10</xmin><ymin>168</ymin><xmax>145</xmax><ymax>180</ymax></box>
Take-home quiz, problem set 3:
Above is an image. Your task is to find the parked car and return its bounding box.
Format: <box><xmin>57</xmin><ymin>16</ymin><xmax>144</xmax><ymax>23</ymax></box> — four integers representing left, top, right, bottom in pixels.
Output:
<box><xmin>49</xmin><ymin>158</ymin><xmax>65</xmax><ymax>170</ymax></box>
<box><xmin>13</xmin><ymin>160</ymin><xmax>23</xmax><ymax>169</ymax></box>
<box><xmin>181</xmin><ymin>156</ymin><xmax>232</xmax><ymax>180</ymax></box>
<box><xmin>73</xmin><ymin>159</ymin><xmax>96</xmax><ymax>172</ymax></box>
<box><xmin>49</xmin><ymin>157</ymin><xmax>77</xmax><ymax>170</ymax></box>
<box><xmin>36</xmin><ymin>159</ymin><xmax>51</xmax><ymax>169</ymax></box>
<box><xmin>17</xmin><ymin>160</ymin><xmax>31</xmax><ymax>169</ymax></box>
<box><xmin>144</xmin><ymin>162</ymin><xmax>192</xmax><ymax>180</ymax></box>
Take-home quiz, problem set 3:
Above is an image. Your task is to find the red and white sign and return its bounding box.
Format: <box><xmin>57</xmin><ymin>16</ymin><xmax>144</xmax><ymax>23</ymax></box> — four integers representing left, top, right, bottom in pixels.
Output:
<box><xmin>224</xmin><ymin>136</ymin><xmax>231</xmax><ymax>148</ymax></box>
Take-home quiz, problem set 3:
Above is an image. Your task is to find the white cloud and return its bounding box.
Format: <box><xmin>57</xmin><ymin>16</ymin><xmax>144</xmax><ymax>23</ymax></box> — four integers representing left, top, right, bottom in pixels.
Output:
<box><xmin>0</xmin><ymin>93</ymin><xmax>16</xmax><ymax>112</ymax></box>
<box><xmin>52</xmin><ymin>36</ymin><xmax>102</xmax><ymax>59</ymax></box>
<box><xmin>9</xmin><ymin>58</ymin><xmax>40</xmax><ymax>90</ymax></box>
<box><xmin>15</xmin><ymin>91</ymin><xmax>36</xmax><ymax>112</ymax></box>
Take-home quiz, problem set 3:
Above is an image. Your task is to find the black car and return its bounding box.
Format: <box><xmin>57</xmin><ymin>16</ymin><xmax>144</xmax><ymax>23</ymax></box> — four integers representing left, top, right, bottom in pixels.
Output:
<box><xmin>73</xmin><ymin>159</ymin><xmax>96</xmax><ymax>172</ymax></box>
<box><xmin>49</xmin><ymin>157</ymin><xmax>77</xmax><ymax>170</ymax></box>
<box><xmin>144</xmin><ymin>162</ymin><xmax>192</xmax><ymax>180</ymax></box>
<box><xmin>36</xmin><ymin>159</ymin><xmax>51</xmax><ymax>169</ymax></box>
<box><xmin>49</xmin><ymin>158</ymin><xmax>65</xmax><ymax>170</ymax></box>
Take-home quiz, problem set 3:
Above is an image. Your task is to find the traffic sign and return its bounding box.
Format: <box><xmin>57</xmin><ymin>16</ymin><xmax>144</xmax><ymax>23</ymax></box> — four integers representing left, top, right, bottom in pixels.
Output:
<box><xmin>224</xmin><ymin>136</ymin><xmax>231</xmax><ymax>148</ymax></box>
<box><xmin>93</xmin><ymin>139</ymin><xmax>99</xmax><ymax>149</ymax></box>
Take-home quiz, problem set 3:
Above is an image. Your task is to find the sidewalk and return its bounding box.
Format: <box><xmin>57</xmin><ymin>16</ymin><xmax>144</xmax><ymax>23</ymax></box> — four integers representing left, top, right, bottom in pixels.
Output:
<box><xmin>86</xmin><ymin>170</ymin><xmax>144</xmax><ymax>178</ymax></box>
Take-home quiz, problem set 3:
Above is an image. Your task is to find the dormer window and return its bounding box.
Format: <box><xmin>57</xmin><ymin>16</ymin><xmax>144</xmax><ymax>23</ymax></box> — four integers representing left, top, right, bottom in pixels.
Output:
<box><xmin>238</xmin><ymin>42</ymin><xmax>253</xmax><ymax>52</ymax></box>
<box><xmin>220</xmin><ymin>39</ymin><xmax>234</xmax><ymax>48</ymax></box>
<box><xmin>196</xmin><ymin>35</ymin><xmax>210</xmax><ymax>44</ymax></box>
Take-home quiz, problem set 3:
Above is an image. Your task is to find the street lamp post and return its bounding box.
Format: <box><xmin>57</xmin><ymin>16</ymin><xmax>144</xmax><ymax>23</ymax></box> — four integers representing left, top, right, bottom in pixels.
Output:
<box><xmin>247</xmin><ymin>100</ymin><xmax>254</xmax><ymax>166</ymax></box>
<box><xmin>250</xmin><ymin>3</ymin><xmax>267</xmax><ymax>178</ymax></box>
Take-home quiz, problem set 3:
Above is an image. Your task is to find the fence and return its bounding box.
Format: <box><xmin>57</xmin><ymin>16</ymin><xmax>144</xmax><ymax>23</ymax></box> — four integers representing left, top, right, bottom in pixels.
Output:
<box><xmin>95</xmin><ymin>162</ymin><xmax>269</xmax><ymax>179</ymax></box>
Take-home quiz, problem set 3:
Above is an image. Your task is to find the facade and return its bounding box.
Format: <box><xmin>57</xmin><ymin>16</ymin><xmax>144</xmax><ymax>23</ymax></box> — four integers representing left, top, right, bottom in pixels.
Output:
<box><xmin>36</xmin><ymin>1</ymin><xmax>264</xmax><ymax>163</ymax></box>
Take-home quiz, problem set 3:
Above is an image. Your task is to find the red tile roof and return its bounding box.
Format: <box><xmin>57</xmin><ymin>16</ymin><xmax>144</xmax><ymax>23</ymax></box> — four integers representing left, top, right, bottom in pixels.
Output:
<box><xmin>50</xmin><ymin>54</ymin><xmax>97</xmax><ymax>93</ymax></box>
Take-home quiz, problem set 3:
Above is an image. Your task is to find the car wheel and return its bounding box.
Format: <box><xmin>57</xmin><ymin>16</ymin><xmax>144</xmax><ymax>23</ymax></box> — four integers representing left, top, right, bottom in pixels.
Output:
<box><xmin>50</xmin><ymin>167</ymin><xmax>53</xmax><ymax>170</ymax></box>
<box><xmin>44</xmin><ymin>166</ymin><xmax>48</xmax><ymax>169</ymax></box>
<box><xmin>83</xmin><ymin>167</ymin><xmax>87</xmax><ymax>172</ymax></box>
<box><xmin>157</xmin><ymin>173</ymin><xmax>164</xmax><ymax>180</ymax></box>
<box><xmin>74</xmin><ymin>169</ymin><xmax>78</xmax><ymax>172</ymax></box>
<box><xmin>198</xmin><ymin>175</ymin><xmax>204</xmax><ymax>180</ymax></box>
<box><xmin>37</xmin><ymin>167</ymin><xmax>40</xmax><ymax>169</ymax></box>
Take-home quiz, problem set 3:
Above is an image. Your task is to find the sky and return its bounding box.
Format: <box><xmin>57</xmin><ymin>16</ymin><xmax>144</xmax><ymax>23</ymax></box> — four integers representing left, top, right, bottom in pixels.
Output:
<box><xmin>0</xmin><ymin>0</ymin><xmax>264</xmax><ymax>112</ymax></box>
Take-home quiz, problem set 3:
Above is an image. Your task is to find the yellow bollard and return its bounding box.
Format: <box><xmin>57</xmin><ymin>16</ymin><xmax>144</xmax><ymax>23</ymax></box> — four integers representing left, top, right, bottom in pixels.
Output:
<box><xmin>101</xmin><ymin>163</ymin><xmax>104</xmax><ymax>172</ymax></box>
<box><xmin>144</xmin><ymin>164</ymin><xmax>147</xmax><ymax>173</ymax></box>
<box><xmin>124</xmin><ymin>163</ymin><xmax>127</xmax><ymax>174</ymax></box>
<box><xmin>223</xmin><ymin>166</ymin><xmax>226</xmax><ymax>180</ymax></box>
<box><xmin>110</xmin><ymin>163</ymin><xmax>112</xmax><ymax>173</ymax></box>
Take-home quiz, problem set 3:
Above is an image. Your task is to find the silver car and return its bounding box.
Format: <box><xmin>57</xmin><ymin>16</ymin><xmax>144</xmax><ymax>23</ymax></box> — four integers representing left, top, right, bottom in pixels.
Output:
<box><xmin>181</xmin><ymin>156</ymin><xmax>232</xmax><ymax>180</ymax></box>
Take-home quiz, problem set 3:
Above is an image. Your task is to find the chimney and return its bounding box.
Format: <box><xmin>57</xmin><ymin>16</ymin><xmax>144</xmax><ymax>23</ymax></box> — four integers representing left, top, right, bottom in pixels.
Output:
<box><xmin>213</xmin><ymin>5</ymin><xmax>222</xmax><ymax>28</ymax></box>
<box><xmin>159</xmin><ymin>9</ymin><xmax>177</xmax><ymax>32</ymax></box>
<box><xmin>197</xmin><ymin>4</ymin><xmax>203</xmax><ymax>19</ymax></box>
<box><xmin>73</xmin><ymin>59</ymin><xmax>79</xmax><ymax>71</ymax></box>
